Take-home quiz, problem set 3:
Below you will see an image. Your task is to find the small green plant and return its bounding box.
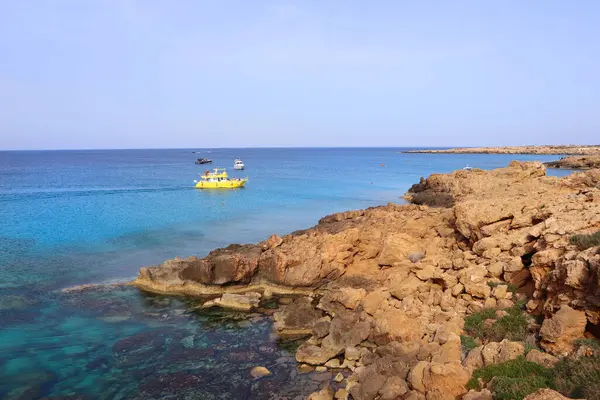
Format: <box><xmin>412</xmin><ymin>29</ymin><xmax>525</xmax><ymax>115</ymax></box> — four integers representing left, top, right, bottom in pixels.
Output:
<box><xmin>487</xmin><ymin>281</ymin><xmax>502</xmax><ymax>288</ymax></box>
<box><xmin>507</xmin><ymin>283</ymin><xmax>518</xmax><ymax>293</ymax></box>
<box><xmin>553</xmin><ymin>353</ymin><xmax>600</xmax><ymax>400</ymax></box>
<box><xmin>461</xmin><ymin>335</ymin><xmax>478</xmax><ymax>352</ymax></box>
<box><xmin>464</xmin><ymin>305</ymin><xmax>528</xmax><ymax>342</ymax></box>
<box><xmin>467</xmin><ymin>356</ymin><xmax>554</xmax><ymax>400</ymax></box>
<box><xmin>569</xmin><ymin>231</ymin><xmax>600</xmax><ymax>251</ymax></box>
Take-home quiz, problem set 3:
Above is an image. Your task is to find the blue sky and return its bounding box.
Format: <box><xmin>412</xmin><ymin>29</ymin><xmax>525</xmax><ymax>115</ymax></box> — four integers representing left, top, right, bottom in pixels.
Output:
<box><xmin>0</xmin><ymin>1</ymin><xmax>598</xmax><ymax>150</ymax></box>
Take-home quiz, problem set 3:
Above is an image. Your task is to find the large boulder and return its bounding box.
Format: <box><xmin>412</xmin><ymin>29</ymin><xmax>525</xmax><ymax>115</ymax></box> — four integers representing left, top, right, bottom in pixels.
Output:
<box><xmin>540</xmin><ymin>305</ymin><xmax>587</xmax><ymax>356</ymax></box>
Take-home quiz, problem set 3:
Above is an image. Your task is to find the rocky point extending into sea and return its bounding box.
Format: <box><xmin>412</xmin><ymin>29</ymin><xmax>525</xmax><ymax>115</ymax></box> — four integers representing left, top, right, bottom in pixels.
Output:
<box><xmin>133</xmin><ymin>161</ymin><xmax>600</xmax><ymax>400</ymax></box>
<box><xmin>404</xmin><ymin>145</ymin><xmax>600</xmax><ymax>155</ymax></box>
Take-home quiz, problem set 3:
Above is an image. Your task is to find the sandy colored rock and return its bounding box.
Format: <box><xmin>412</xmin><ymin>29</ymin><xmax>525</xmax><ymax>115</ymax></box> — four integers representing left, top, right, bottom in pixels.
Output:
<box><xmin>420</xmin><ymin>362</ymin><xmax>469</xmax><ymax>399</ymax></box>
<box><xmin>361</xmin><ymin>288</ymin><xmax>390</xmax><ymax>316</ymax></box>
<box><xmin>307</xmin><ymin>385</ymin><xmax>335</xmax><ymax>400</ymax></box>
<box><xmin>201</xmin><ymin>292</ymin><xmax>261</xmax><ymax>311</ymax></box>
<box><xmin>540</xmin><ymin>305</ymin><xmax>587</xmax><ymax>356</ymax></box>
<box><xmin>525</xmin><ymin>349</ymin><xmax>559</xmax><ymax>368</ymax></box>
<box><xmin>378</xmin><ymin>376</ymin><xmax>408</xmax><ymax>400</ymax></box>
<box><xmin>250</xmin><ymin>366</ymin><xmax>271</xmax><ymax>378</ymax></box>
<box><xmin>545</xmin><ymin>155</ymin><xmax>600</xmax><ymax>170</ymax></box>
<box><xmin>462</xmin><ymin>389</ymin><xmax>493</xmax><ymax>400</ymax></box>
<box><xmin>273</xmin><ymin>296</ymin><xmax>324</xmax><ymax>336</ymax></box>
<box><xmin>334</xmin><ymin>388</ymin><xmax>349</xmax><ymax>400</ymax></box>
<box><xmin>523</xmin><ymin>388</ymin><xmax>580</xmax><ymax>400</ymax></box>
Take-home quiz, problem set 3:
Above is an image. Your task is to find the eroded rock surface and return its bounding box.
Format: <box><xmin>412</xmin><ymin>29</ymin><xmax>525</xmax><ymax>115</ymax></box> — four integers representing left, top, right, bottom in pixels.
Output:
<box><xmin>132</xmin><ymin>161</ymin><xmax>600</xmax><ymax>399</ymax></box>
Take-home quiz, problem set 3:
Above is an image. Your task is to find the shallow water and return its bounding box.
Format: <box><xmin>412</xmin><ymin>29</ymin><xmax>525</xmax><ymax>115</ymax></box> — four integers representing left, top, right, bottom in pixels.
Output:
<box><xmin>0</xmin><ymin>148</ymin><xmax>572</xmax><ymax>398</ymax></box>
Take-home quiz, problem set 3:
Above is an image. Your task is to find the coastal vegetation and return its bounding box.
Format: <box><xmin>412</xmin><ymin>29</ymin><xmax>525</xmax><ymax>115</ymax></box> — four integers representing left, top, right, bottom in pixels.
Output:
<box><xmin>467</xmin><ymin>346</ymin><xmax>600</xmax><ymax>400</ymax></box>
<box><xmin>569</xmin><ymin>230</ymin><xmax>600</xmax><ymax>251</ymax></box>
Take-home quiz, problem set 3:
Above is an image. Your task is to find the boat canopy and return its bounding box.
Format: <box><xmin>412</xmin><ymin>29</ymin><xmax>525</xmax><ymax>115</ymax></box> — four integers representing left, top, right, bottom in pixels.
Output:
<box><xmin>200</xmin><ymin>168</ymin><xmax>229</xmax><ymax>179</ymax></box>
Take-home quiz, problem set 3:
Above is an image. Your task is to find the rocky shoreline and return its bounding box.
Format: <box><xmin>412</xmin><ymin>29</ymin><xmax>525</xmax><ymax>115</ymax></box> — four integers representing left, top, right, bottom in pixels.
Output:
<box><xmin>404</xmin><ymin>145</ymin><xmax>600</xmax><ymax>155</ymax></box>
<box><xmin>544</xmin><ymin>155</ymin><xmax>600</xmax><ymax>170</ymax></box>
<box><xmin>133</xmin><ymin>161</ymin><xmax>600</xmax><ymax>400</ymax></box>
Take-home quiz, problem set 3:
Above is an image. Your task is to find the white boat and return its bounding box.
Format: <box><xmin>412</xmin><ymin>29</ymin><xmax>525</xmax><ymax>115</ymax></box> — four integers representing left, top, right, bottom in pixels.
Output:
<box><xmin>462</xmin><ymin>165</ymin><xmax>473</xmax><ymax>171</ymax></box>
<box><xmin>234</xmin><ymin>159</ymin><xmax>245</xmax><ymax>170</ymax></box>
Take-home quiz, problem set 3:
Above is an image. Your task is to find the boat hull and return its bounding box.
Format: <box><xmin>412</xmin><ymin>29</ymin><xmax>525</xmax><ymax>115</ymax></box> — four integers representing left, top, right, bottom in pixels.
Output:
<box><xmin>195</xmin><ymin>180</ymin><xmax>247</xmax><ymax>189</ymax></box>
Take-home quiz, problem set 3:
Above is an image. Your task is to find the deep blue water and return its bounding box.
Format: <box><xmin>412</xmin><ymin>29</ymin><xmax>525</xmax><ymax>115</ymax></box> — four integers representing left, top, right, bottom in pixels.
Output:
<box><xmin>0</xmin><ymin>148</ymin><xmax>572</xmax><ymax>399</ymax></box>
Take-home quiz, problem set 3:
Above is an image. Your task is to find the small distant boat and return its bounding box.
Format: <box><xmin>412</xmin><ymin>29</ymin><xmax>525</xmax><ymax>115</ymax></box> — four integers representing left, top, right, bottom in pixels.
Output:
<box><xmin>195</xmin><ymin>157</ymin><xmax>212</xmax><ymax>165</ymax></box>
<box><xmin>194</xmin><ymin>168</ymin><xmax>247</xmax><ymax>189</ymax></box>
<box><xmin>234</xmin><ymin>159</ymin><xmax>245</xmax><ymax>170</ymax></box>
<box><xmin>462</xmin><ymin>165</ymin><xmax>473</xmax><ymax>171</ymax></box>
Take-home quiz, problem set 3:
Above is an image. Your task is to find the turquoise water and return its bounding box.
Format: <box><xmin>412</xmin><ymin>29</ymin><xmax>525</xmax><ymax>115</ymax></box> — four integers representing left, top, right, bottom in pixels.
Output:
<box><xmin>0</xmin><ymin>148</ymin><xmax>571</xmax><ymax>399</ymax></box>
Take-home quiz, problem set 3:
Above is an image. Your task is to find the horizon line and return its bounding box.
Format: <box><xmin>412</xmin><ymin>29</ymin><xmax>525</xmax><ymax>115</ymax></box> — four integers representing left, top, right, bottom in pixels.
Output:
<box><xmin>1</xmin><ymin>143</ymin><xmax>598</xmax><ymax>152</ymax></box>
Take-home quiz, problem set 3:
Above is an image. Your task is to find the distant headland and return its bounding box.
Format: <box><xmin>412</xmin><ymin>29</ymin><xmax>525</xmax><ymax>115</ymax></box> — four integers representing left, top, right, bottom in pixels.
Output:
<box><xmin>404</xmin><ymin>144</ymin><xmax>600</xmax><ymax>155</ymax></box>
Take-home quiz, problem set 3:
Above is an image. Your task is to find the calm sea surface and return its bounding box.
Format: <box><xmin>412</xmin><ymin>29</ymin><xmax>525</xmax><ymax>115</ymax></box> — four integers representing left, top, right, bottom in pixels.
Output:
<box><xmin>0</xmin><ymin>148</ymin><xmax>571</xmax><ymax>399</ymax></box>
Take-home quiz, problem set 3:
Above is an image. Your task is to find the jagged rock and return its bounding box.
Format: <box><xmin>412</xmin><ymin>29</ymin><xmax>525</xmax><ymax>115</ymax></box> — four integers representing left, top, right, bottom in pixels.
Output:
<box><xmin>273</xmin><ymin>297</ymin><xmax>324</xmax><ymax>336</ymax></box>
<box><xmin>344</xmin><ymin>347</ymin><xmax>361</xmax><ymax>361</ymax></box>
<box><xmin>320</xmin><ymin>287</ymin><xmax>367</xmax><ymax>311</ymax></box>
<box><xmin>374</xmin><ymin>309</ymin><xmax>425</xmax><ymax>343</ymax></box>
<box><xmin>378</xmin><ymin>376</ymin><xmax>408</xmax><ymax>400</ymax></box>
<box><xmin>463</xmin><ymin>346</ymin><xmax>484</xmax><ymax>371</ymax></box>
<box><xmin>492</xmin><ymin>285</ymin><xmax>508</xmax><ymax>300</ymax></box>
<box><xmin>462</xmin><ymin>389</ymin><xmax>493</xmax><ymax>400</ymax></box>
<box><xmin>361</xmin><ymin>288</ymin><xmax>390</xmax><ymax>315</ymax></box>
<box><xmin>296</xmin><ymin>344</ymin><xmax>340</xmax><ymax>365</ymax></box>
<box><xmin>389</xmin><ymin>274</ymin><xmax>425</xmax><ymax>300</ymax></box>
<box><xmin>261</xmin><ymin>234</ymin><xmax>283</xmax><ymax>250</ymax></box>
<box><xmin>307</xmin><ymin>385</ymin><xmax>335</xmax><ymax>400</ymax></box>
<box><xmin>480</xmin><ymin>340</ymin><xmax>524</xmax><ymax>365</ymax></box>
<box><xmin>325</xmin><ymin>358</ymin><xmax>341</xmax><ymax>368</ymax></box>
<box><xmin>409</xmin><ymin>361</ymin><xmax>469</xmax><ymax>399</ymax></box>
<box><xmin>540</xmin><ymin>305</ymin><xmax>587</xmax><ymax>356</ymax></box>
<box><xmin>334</xmin><ymin>388</ymin><xmax>349</xmax><ymax>400</ymax></box>
<box><xmin>525</xmin><ymin>349</ymin><xmax>559</xmax><ymax>368</ymax></box>
<box><xmin>201</xmin><ymin>292</ymin><xmax>261</xmax><ymax>311</ymax></box>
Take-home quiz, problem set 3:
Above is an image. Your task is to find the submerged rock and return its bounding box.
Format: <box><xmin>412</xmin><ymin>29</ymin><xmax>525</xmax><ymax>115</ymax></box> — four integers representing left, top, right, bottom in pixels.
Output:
<box><xmin>250</xmin><ymin>366</ymin><xmax>271</xmax><ymax>378</ymax></box>
<box><xmin>200</xmin><ymin>293</ymin><xmax>261</xmax><ymax>312</ymax></box>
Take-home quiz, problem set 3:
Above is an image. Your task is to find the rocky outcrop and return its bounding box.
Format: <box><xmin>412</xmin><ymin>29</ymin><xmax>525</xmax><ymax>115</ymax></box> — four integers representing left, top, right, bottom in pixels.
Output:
<box><xmin>545</xmin><ymin>155</ymin><xmax>600</xmax><ymax>170</ymax></box>
<box><xmin>404</xmin><ymin>145</ymin><xmax>600</xmax><ymax>155</ymax></box>
<box><xmin>132</xmin><ymin>160</ymin><xmax>600</xmax><ymax>399</ymax></box>
<box><xmin>540</xmin><ymin>305</ymin><xmax>588</xmax><ymax>356</ymax></box>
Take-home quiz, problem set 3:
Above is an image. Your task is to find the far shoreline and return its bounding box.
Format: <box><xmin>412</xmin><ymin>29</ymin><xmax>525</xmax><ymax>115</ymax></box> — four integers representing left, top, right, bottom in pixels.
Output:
<box><xmin>403</xmin><ymin>144</ymin><xmax>600</xmax><ymax>156</ymax></box>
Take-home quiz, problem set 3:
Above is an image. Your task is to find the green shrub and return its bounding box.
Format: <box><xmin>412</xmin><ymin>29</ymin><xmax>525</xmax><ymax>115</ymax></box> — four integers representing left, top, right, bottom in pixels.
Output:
<box><xmin>553</xmin><ymin>354</ymin><xmax>600</xmax><ymax>400</ymax></box>
<box><xmin>569</xmin><ymin>231</ymin><xmax>600</xmax><ymax>251</ymax></box>
<box><xmin>461</xmin><ymin>335</ymin><xmax>478</xmax><ymax>352</ymax></box>
<box><xmin>464</xmin><ymin>305</ymin><xmax>528</xmax><ymax>342</ymax></box>
<box><xmin>467</xmin><ymin>356</ymin><xmax>554</xmax><ymax>400</ymax></box>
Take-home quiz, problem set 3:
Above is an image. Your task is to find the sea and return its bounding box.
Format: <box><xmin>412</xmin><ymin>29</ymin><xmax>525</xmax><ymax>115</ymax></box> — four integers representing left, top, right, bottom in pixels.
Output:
<box><xmin>0</xmin><ymin>148</ymin><xmax>573</xmax><ymax>399</ymax></box>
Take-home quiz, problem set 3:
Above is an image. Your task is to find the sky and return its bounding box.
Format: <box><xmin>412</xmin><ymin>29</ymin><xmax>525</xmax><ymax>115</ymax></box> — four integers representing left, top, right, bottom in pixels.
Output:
<box><xmin>0</xmin><ymin>1</ymin><xmax>599</xmax><ymax>150</ymax></box>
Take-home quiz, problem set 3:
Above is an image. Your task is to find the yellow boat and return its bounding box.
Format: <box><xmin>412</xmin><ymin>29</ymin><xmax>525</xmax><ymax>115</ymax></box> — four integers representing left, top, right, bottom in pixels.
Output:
<box><xmin>194</xmin><ymin>168</ymin><xmax>247</xmax><ymax>189</ymax></box>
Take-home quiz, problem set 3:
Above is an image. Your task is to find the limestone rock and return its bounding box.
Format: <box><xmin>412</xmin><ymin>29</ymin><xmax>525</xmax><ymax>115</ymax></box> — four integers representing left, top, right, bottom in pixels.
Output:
<box><xmin>540</xmin><ymin>305</ymin><xmax>587</xmax><ymax>356</ymax></box>
<box><xmin>361</xmin><ymin>288</ymin><xmax>390</xmax><ymax>316</ymax></box>
<box><xmin>201</xmin><ymin>292</ymin><xmax>261</xmax><ymax>311</ymax></box>
<box><xmin>481</xmin><ymin>340</ymin><xmax>524</xmax><ymax>365</ymax></box>
<box><xmin>418</xmin><ymin>362</ymin><xmax>469</xmax><ymax>399</ymax></box>
<box><xmin>334</xmin><ymin>388</ymin><xmax>349</xmax><ymax>400</ymax></box>
<box><xmin>273</xmin><ymin>296</ymin><xmax>324</xmax><ymax>336</ymax></box>
<box><xmin>525</xmin><ymin>349</ymin><xmax>559</xmax><ymax>368</ymax></box>
<box><xmin>462</xmin><ymin>389</ymin><xmax>493</xmax><ymax>400</ymax></box>
<box><xmin>307</xmin><ymin>385</ymin><xmax>334</xmax><ymax>400</ymax></box>
<box><xmin>320</xmin><ymin>287</ymin><xmax>367</xmax><ymax>311</ymax></box>
<box><xmin>378</xmin><ymin>376</ymin><xmax>408</xmax><ymax>400</ymax></box>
